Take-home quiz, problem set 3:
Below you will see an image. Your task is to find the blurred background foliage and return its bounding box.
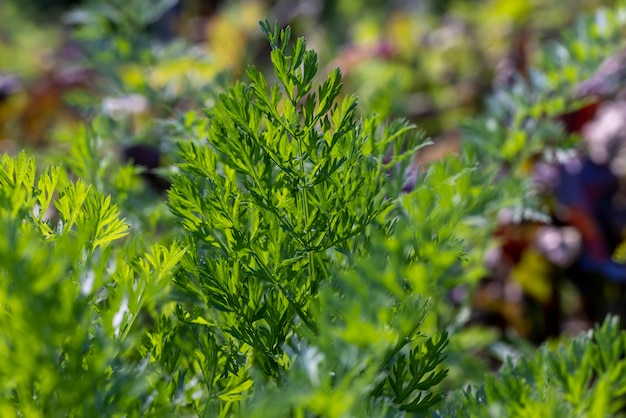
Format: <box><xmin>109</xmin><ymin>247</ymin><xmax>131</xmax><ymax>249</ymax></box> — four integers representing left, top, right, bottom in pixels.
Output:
<box><xmin>3</xmin><ymin>0</ymin><xmax>626</xmax><ymax>398</ymax></box>
<box><xmin>1</xmin><ymin>0</ymin><xmax>621</xmax><ymax>148</ymax></box>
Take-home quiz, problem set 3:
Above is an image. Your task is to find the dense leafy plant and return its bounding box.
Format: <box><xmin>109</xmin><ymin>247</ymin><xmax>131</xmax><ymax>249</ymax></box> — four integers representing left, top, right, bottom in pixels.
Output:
<box><xmin>0</xmin><ymin>152</ymin><xmax>184</xmax><ymax>415</ymax></box>
<box><xmin>165</xmin><ymin>21</ymin><xmax>452</xmax><ymax>416</ymax></box>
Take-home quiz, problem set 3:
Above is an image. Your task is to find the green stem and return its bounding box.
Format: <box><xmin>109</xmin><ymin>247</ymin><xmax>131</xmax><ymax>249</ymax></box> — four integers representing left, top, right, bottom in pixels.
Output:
<box><xmin>250</xmin><ymin>252</ymin><xmax>318</xmax><ymax>334</ymax></box>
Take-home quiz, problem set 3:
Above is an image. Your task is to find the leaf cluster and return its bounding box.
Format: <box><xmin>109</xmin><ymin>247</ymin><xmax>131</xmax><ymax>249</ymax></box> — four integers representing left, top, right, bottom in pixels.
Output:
<box><xmin>0</xmin><ymin>152</ymin><xmax>185</xmax><ymax>416</ymax></box>
<box><xmin>440</xmin><ymin>316</ymin><xmax>626</xmax><ymax>418</ymax></box>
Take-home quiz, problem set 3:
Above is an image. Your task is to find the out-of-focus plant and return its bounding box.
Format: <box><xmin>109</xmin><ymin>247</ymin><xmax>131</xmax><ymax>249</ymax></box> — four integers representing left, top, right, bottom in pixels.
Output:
<box><xmin>0</xmin><ymin>152</ymin><xmax>185</xmax><ymax>415</ymax></box>
<box><xmin>457</xmin><ymin>2</ymin><xmax>626</xmax><ymax>344</ymax></box>
<box><xmin>438</xmin><ymin>316</ymin><xmax>626</xmax><ymax>417</ymax></box>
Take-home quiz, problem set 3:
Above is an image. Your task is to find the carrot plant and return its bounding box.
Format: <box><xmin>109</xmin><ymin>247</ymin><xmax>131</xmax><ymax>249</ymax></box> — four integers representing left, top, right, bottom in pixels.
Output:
<box><xmin>165</xmin><ymin>21</ymin><xmax>451</xmax><ymax>416</ymax></box>
<box><xmin>0</xmin><ymin>152</ymin><xmax>185</xmax><ymax>415</ymax></box>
